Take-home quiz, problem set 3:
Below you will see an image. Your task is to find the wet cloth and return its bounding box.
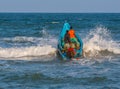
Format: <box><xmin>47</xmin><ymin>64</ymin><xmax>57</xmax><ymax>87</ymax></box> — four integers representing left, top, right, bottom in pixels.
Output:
<box><xmin>70</xmin><ymin>38</ymin><xmax>79</xmax><ymax>46</ymax></box>
<box><xmin>67</xmin><ymin>47</ymin><xmax>76</xmax><ymax>58</ymax></box>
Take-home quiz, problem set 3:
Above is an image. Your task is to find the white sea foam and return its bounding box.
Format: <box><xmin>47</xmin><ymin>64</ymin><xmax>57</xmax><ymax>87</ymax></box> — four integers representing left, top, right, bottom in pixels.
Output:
<box><xmin>0</xmin><ymin>45</ymin><xmax>56</xmax><ymax>58</ymax></box>
<box><xmin>51</xmin><ymin>21</ymin><xmax>59</xmax><ymax>24</ymax></box>
<box><xmin>3</xmin><ymin>36</ymin><xmax>35</xmax><ymax>43</ymax></box>
<box><xmin>83</xmin><ymin>26</ymin><xmax>120</xmax><ymax>58</ymax></box>
<box><xmin>1</xmin><ymin>36</ymin><xmax>58</xmax><ymax>47</ymax></box>
<box><xmin>0</xmin><ymin>27</ymin><xmax>58</xmax><ymax>60</ymax></box>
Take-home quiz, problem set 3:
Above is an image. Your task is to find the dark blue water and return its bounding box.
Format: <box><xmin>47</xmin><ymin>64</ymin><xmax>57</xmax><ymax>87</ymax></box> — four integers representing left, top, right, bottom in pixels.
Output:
<box><xmin>0</xmin><ymin>13</ymin><xmax>120</xmax><ymax>89</ymax></box>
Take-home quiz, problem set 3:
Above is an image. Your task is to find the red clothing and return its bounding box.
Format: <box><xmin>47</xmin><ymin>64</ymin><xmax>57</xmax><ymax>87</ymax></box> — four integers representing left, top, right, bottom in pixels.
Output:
<box><xmin>67</xmin><ymin>48</ymin><xmax>76</xmax><ymax>55</ymax></box>
<box><xmin>68</xmin><ymin>48</ymin><xmax>74</xmax><ymax>52</ymax></box>
<box><xmin>67</xmin><ymin>47</ymin><xmax>76</xmax><ymax>58</ymax></box>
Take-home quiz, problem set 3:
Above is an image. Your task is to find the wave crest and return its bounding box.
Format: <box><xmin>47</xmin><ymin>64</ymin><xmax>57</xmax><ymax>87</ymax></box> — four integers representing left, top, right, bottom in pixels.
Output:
<box><xmin>83</xmin><ymin>26</ymin><xmax>120</xmax><ymax>58</ymax></box>
<box><xmin>0</xmin><ymin>45</ymin><xmax>56</xmax><ymax>59</ymax></box>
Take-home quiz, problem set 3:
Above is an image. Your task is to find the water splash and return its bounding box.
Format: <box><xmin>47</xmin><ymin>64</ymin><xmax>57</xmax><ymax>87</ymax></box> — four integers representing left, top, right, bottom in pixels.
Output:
<box><xmin>39</xmin><ymin>27</ymin><xmax>49</xmax><ymax>38</ymax></box>
<box><xmin>83</xmin><ymin>26</ymin><xmax>120</xmax><ymax>58</ymax></box>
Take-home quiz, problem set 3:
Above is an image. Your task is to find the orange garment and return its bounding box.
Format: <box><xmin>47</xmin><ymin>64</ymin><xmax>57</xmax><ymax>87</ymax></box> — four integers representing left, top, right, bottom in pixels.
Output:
<box><xmin>68</xmin><ymin>29</ymin><xmax>75</xmax><ymax>38</ymax></box>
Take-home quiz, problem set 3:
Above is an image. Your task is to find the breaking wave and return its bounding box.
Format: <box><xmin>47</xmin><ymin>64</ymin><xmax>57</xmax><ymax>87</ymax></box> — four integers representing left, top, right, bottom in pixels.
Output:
<box><xmin>0</xmin><ymin>25</ymin><xmax>119</xmax><ymax>61</ymax></box>
<box><xmin>0</xmin><ymin>27</ymin><xmax>58</xmax><ymax>60</ymax></box>
<box><xmin>0</xmin><ymin>45</ymin><xmax>56</xmax><ymax>59</ymax></box>
<box><xmin>83</xmin><ymin>26</ymin><xmax>120</xmax><ymax>58</ymax></box>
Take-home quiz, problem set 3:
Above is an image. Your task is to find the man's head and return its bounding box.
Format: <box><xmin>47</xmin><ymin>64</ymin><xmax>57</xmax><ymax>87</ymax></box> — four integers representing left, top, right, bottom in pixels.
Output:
<box><xmin>70</xmin><ymin>26</ymin><xmax>73</xmax><ymax>29</ymax></box>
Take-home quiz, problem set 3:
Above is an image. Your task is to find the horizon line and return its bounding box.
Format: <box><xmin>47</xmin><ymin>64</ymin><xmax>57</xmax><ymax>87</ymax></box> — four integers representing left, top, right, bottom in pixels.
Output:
<box><xmin>0</xmin><ymin>11</ymin><xmax>120</xmax><ymax>14</ymax></box>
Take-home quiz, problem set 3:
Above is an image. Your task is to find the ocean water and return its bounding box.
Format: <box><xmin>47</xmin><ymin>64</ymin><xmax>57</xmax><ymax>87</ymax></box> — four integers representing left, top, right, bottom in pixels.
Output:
<box><xmin>0</xmin><ymin>13</ymin><xmax>120</xmax><ymax>89</ymax></box>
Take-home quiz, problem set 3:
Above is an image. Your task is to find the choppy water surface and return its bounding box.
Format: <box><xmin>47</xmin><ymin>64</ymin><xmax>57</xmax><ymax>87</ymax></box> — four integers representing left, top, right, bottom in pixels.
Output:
<box><xmin>0</xmin><ymin>13</ymin><xmax>120</xmax><ymax>89</ymax></box>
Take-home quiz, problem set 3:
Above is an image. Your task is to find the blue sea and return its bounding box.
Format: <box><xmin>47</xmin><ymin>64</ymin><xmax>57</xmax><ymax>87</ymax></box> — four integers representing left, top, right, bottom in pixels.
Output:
<box><xmin>0</xmin><ymin>13</ymin><xmax>120</xmax><ymax>89</ymax></box>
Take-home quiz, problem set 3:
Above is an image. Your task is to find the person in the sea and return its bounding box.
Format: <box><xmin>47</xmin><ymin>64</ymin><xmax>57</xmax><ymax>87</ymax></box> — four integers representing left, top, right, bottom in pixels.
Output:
<box><xmin>64</xmin><ymin>30</ymin><xmax>70</xmax><ymax>43</ymax></box>
<box><xmin>64</xmin><ymin>30</ymin><xmax>76</xmax><ymax>57</ymax></box>
<box><xmin>63</xmin><ymin>30</ymin><xmax>75</xmax><ymax>52</ymax></box>
<box><xmin>68</xmin><ymin>26</ymin><xmax>80</xmax><ymax>49</ymax></box>
<box><xmin>63</xmin><ymin>28</ymin><xmax>79</xmax><ymax>57</ymax></box>
<box><xmin>62</xmin><ymin>30</ymin><xmax>70</xmax><ymax>53</ymax></box>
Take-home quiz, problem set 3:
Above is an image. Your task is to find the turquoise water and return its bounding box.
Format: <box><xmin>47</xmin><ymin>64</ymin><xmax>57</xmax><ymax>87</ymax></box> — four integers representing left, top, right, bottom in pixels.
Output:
<box><xmin>0</xmin><ymin>13</ymin><xmax>120</xmax><ymax>89</ymax></box>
